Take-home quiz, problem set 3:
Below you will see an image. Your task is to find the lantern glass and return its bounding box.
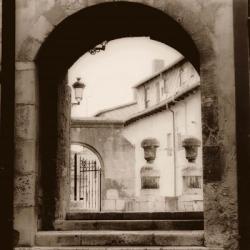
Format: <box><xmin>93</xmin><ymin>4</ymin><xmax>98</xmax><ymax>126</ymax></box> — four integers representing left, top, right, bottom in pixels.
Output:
<box><xmin>74</xmin><ymin>87</ymin><xmax>83</xmax><ymax>102</ymax></box>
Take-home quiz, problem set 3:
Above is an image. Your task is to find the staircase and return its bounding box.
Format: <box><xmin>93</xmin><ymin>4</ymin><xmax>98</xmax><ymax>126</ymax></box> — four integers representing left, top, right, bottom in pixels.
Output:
<box><xmin>34</xmin><ymin>212</ymin><xmax>206</xmax><ymax>250</ymax></box>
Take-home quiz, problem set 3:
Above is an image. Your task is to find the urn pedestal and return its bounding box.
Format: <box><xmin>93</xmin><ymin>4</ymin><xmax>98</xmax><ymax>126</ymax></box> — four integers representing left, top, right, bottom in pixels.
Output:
<box><xmin>180</xmin><ymin>137</ymin><xmax>203</xmax><ymax>211</ymax></box>
<box><xmin>140</xmin><ymin>138</ymin><xmax>160</xmax><ymax>190</ymax></box>
<box><xmin>140</xmin><ymin>164</ymin><xmax>160</xmax><ymax>189</ymax></box>
<box><xmin>138</xmin><ymin>138</ymin><xmax>163</xmax><ymax>211</ymax></box>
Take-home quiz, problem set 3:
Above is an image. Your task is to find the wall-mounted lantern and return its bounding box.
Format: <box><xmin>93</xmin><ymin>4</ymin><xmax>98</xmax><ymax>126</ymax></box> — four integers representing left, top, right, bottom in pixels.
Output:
<box><xmin>72</xmin><ymin>77</ymin><xmax>85</xmax><ymax>106</ymax></box>
<box><xmin>182</xmin><ymin>137</ymin><xmax>201</xmax><ymax>163</ymax></box>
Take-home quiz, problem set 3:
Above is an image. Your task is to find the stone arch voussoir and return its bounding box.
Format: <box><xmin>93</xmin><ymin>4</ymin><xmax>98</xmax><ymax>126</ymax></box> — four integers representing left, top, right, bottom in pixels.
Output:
<box><xmin>18</xmin><ymin>0</ymin><xmax>215</xmax><ymax>67</ymax></box>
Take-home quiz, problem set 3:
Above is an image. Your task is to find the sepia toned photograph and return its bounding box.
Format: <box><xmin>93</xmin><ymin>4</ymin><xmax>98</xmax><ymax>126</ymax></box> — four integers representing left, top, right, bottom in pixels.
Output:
<box><xmin>0</xmin><ymin>1</ymin><xmax>249</xmax><ymax>250</ymax></box>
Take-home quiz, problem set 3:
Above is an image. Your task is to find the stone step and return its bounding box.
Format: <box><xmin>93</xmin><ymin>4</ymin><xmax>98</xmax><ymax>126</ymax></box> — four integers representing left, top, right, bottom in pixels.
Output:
<box><xmin>66</xmin><ymin>212</ymin><xmax>203</xmax><ymax>221</ymax></box>
<box><xmin>15</xmin><ymin>247</ymin><xmax>211</xmax><ymax>250</ymax></box>
<box><xmin>54</xmin><ymin>219</ymin><xmax>203</xmax><ymax>231</ymax></box>
<box><xmin>16</xmin><ymin>246</ymin><xmax>210</xmax><ymax>250</ymax></box>
<box><xmin>35</xmin><ymin>230</ymin><xmax>204</xmax><ymax>247</ymax></box>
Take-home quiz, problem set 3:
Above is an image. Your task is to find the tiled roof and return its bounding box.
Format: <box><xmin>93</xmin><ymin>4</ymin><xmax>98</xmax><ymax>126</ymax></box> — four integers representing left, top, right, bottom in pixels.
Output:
<box><xmin>94</xmin><ymin>102</ymin><xmax>138</xmax><ymax>120</ymax></box>
<box><xmin>132</xmin><ymin>56</ymin><xmax>184</xmax><ymax>88</ymax></box>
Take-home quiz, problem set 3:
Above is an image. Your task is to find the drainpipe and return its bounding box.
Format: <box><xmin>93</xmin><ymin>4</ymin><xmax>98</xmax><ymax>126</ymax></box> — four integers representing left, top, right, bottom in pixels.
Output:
<box><xmin>167</xmin><ymin>104</ymin><xmax>177</xmax><ymax>197</ymax></box>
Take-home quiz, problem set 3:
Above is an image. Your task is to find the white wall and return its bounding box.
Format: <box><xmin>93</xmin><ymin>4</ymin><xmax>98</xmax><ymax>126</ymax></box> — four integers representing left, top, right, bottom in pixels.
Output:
<box><xmin>122</xmin><ymin>110</ymin><xmax>174</xmax><ymax>197</ymax></box>
<box><xmin>122</xmin><ymin>90</ymin><xmax>202</xmax><ymax>201</ymax></box>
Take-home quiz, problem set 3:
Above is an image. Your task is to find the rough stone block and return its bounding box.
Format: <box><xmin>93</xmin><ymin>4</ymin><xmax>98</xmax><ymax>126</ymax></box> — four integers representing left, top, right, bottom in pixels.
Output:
<box><xmin>165</xmin><ymin>196</ymin><xmax>178</xmax><ymax>211</ymax></box>
<box><xmin>16</xmin><ymin>62</ymin><xmax>35</xmax><ymax>71</ymax></box>
<box><xmin>30</xmin><ymin>15</ymin><xmax>54</xmax><ymax>42</ymax></box>
<box><xmin>17</xmin><ymin>36</ymin><xmax>41</xmax><ymax>61</ymax></box>
<box><xmin>115</xmin><ymin>199</ymin><xmax>125</xmax><ymax>211</ymax></box>
<box><xmin>15</xmin><ymin>104</ymin><xmax>37</xmax><ymax>140</ymax></box>
<box><xmin>14</xmin><ymin>173</ymin><xmax>36</xmax><ymax>207</ymax></box>
<box><xmin>14</xmin><ymin>206</ymin><xmax>37</xmax><ymax>246</ymax></box>
<box><xmin>103</xmin><ymin>199</ymin><xmax>115</xmax><ymax>211</ymax></box>
<box><xmin>106</xmin><ymin>189</ymin><xmax>119</xmax><ymax>199</ymax></box>
<box><xmin>136</xmin><ymin>201</ymin><xmax>152</xmax><ymax>212</ymax></box>
<box><xmin>16</xmin><ymin>69</ymin><xmax>37</xmax><ymax>105</ymax></box>
<box><xmin>15</xmin><ymin>139</ymin><xmax>37</xmax><ymax>174</ymax></box>
<box><xmin>35</xmin><ymin>230</ymin><xmax>204</xmax><ymax>246</ymax></box>
<box><xmin>44</xmin><ymin>4</ymin><xmax>67</xmax><ymax>26</ymax></box>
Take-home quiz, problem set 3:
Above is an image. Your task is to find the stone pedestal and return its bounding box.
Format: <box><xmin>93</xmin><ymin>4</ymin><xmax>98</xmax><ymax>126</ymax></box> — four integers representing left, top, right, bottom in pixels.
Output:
<box><xmin>139</xmin><ymin>138</ymin><xmax>161</xmax><ymax>211</ymax></box>
<box><xmin>136</xmin><ymin>189</ymin><xmax>165</xmax><ymax>212</ymax></box>
<box><xmin>181</xmin><ymin>159</ymin><xmax>203</xmax><ymax>211</ymax></box>
<box><xmin>140</xmin><ymin>138</ymin><xmax>160</xmax><ymax>191</ymax></box>
<box><xmin>140</xmin><ymin>164</ymin><xmax>160</xmax><ymax>189</ymax></box>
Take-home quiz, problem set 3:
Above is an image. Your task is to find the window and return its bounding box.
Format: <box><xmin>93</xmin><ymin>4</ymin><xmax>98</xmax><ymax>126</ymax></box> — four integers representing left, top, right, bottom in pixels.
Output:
<box><xmin>145</xmin><ymin>86</ymin><xmax>150</xmax><ymax>108</ymax></box>
<box><xmin>156</xmin><ymin>81</ymin><xmax>160</xmax><ymax>103</ymax></box>
<box><xmin>161</xmin><ymin>86</ymin><xmax>165</xmax><ymax>96</ymax></box>
<box><xmin>164</xmin><ymin>79</ymin><xmax>168</xmax><ymax>95</ymax></box>
<box><xmin>166</xmin><ymin>133</ymin><xmax>172</xmax><ymax>156</ymax></box>
<box><xmin>179</xmin><ymin>67</ymin><xmax>185</xmax><ymax>87</ymax></box>
<box><xmin>183</xmin><ymin>176</ymin><xmax>202</xmax><ymax>190</ymax></box>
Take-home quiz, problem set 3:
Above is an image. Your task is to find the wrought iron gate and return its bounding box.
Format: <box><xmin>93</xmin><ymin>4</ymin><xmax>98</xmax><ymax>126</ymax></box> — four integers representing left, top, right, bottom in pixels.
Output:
<box><xmin>73</xmin><ymin>154</ymin><xmax>101</xmax><ymax>211</ymax></box>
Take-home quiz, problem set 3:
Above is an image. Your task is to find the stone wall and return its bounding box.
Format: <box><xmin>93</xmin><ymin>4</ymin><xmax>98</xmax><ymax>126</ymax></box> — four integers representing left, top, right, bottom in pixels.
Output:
<box><xmin>14</xmin><ymin>62</ymin><xmax>38</xmax><ymax>245</ymax></box>
<box><xmin>14</xmin><ymin>0</ymin><xmax>239</xmax><ymax>249</ymax></box>
<box><xmin>71</xmin><ymin>119</ymin><xmax>135</xmax><ymax>212</ymax></box>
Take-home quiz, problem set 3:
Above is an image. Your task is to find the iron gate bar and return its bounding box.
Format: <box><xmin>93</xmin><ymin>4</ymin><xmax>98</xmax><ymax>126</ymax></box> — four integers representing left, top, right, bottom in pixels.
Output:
<box><xmin>72</xmin><ymin>156</ymin><xmax>101</xmax><ymax>211</ymax></box>
<box><xmin>74</xmin><ymin>154</ymin><xmax>77</xmax><ymax>201</ymax></box>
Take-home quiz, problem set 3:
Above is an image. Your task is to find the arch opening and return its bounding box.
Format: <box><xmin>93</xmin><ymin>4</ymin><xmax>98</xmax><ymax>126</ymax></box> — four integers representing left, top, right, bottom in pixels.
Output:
<box><xmin>69</xmin><ymin>37</ymin><xmax>203</xmax><ymax>213</ymax></box>
<box><xmin>36</xmin><ymin>1</ymin><xmax>200</xmax><ymax>229</ymax></box>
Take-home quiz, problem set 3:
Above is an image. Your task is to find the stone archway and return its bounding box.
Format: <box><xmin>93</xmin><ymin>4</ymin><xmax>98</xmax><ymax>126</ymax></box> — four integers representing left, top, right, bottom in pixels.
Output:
<box><xmin>35</xmin><ymin>1</ymin><xmax>202</xmax><ymax>230</ymax></box>
<box><xmin>14</xmin><ymin>1</ymin><xmax>238</xmax><ymax>248</ymax></box>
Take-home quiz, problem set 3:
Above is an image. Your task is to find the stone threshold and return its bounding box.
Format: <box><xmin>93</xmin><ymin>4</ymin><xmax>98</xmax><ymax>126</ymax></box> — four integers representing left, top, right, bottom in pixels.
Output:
<box><xmin>54</xmin><ymin>219</ymin><xmax>204</xmax><ymax>231</ymax></box>
<box><xmin>35</xmin><ymin>230</ymin><xmax>204</xmax><ymax>247</ymax></box>
<box><xmin>66</xmin><ymin>212</ymin><xmax>204</xmax><ymax>220</ymax></box>
<box><xmin>15</xmin><ymin>247</ymin><xmax>223</xmax><ymax>250</ymax></box>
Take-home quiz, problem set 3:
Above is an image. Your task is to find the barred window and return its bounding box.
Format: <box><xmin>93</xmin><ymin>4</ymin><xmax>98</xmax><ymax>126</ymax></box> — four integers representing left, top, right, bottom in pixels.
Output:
<box><xmin>183</xmin><ymin>176</ymin><xmax>202</xmax><ymax>189</ymax></box>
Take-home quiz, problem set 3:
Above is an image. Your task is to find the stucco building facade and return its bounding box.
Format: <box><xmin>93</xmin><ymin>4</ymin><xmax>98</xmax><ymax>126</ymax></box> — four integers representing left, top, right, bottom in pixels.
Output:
<box><xmin>95</xmin><ymin>59</ymin><xmax>203</xmax><ymax>212</ymax></box>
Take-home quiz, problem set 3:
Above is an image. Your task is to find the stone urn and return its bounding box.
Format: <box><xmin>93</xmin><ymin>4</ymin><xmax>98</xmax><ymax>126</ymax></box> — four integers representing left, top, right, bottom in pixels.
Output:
<box><xmin>140</xmin><ymin>138</ymin><xmax>160</xmax><ymax>189</ymax></box>
<box><xmin>182</xmin><ymin>137</ymin><xmax>201</xmax><ymax>163</ymax></box>
<box><xmin>141</xmin><ymin>138</ymin><xmax>160</xmax><ymax>163</ymax></box>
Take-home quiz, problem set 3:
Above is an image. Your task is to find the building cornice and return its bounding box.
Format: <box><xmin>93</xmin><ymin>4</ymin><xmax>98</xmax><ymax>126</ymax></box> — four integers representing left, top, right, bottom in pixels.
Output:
<box><xmin>94</xmin><ymin>101</ymin><xmax>137</xmax><ymax>117</ymax></box>
<box><xmin>71</xmin><ymin>117</ymin><xmax>124</xmax><ymax>128</ymax></box>
<box><xmin>124</xmin><ymin>82</ymin><xmax>200</xmax><ymax>126</ymax></box>
<box><xmin>132</xmin><ymin>57</ymin><xmax>185</xmax><ymax>89</ymax></box>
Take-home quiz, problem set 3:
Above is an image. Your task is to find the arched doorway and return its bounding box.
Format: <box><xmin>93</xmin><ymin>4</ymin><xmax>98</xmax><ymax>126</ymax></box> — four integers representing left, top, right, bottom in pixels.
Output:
<box><xmin>36</xmin><ymin>2</ymin><xmax>202</xmax><ymax>229</ymax></box>
<box><xmin>14</xmin><ymin>1</ymin><xmax>240</xmax><ymax>248</ymax></box>
<box><xmin>70</xmin><ymin>144</ymin><xmax>103</xmax><ymax>212</ymax></box>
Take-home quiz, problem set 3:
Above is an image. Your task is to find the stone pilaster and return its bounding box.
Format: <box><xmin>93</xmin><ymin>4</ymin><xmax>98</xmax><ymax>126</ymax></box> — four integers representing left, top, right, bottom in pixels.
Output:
<box><xmin>55</xmin><ymin>83</ymin><xmax>71</xmax><ymax>221</ymax></box>
<box><xmin>14</xmin><ymin>62</ymin><xmax>38</xmax><ymax>246</ymax></box>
